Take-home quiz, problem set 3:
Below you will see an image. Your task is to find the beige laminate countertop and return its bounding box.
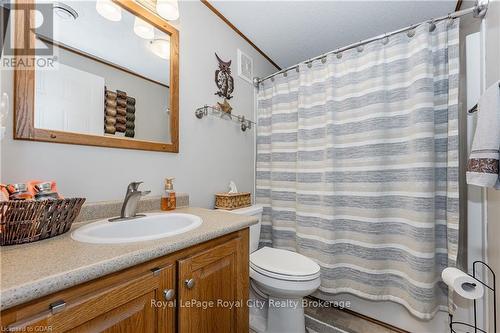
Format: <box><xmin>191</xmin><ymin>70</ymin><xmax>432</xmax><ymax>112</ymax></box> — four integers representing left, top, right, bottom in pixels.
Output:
<box><xmin>0</xmin><ymin>207</ymin><xmax>258</xmax><ymax>310</ymax></box>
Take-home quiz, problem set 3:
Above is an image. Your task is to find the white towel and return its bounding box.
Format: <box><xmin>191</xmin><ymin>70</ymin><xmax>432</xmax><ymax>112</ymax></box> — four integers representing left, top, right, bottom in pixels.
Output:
<box><xmin>466</xmin><ymin>81</ymin><xmax>500</xmax><ymax>189</ymax></box>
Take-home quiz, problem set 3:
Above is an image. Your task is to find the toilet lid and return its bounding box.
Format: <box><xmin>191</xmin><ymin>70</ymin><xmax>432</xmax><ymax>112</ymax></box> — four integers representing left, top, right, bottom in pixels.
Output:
<box><xmin>250</xmin><ymin>247</ymin><xmax>320</xmax><ymax>280</ymax></box>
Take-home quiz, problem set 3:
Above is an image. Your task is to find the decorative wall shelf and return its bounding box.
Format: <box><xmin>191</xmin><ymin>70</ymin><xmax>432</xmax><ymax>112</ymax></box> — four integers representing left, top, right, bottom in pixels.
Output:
<box><xmin>195</xmin><ymin>105</ymin><xmax>255</xmax><ymax>132</ymax></box>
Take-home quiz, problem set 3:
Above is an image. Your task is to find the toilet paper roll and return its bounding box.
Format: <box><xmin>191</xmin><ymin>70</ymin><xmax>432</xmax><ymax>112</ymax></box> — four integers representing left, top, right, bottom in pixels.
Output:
<box><xmin>126</xmin><ymin>96</ymin><xmax>136</xmax><ymax>105</ymax></box>
<box><xmin>117</xmin><ymin>99</ymin><xmax>127</xmax><ymax>108</ymax></box>
<box><xmin>105</xmin><ymin>90</ymin><xmax>117</xmax><ymax>99</ymax></box>
<box><xmin>125</xmin><ymin>121</ymin><xmax>135</xmax><ymax>130</ymax></box>
<box><xmin>117</xmin><ymin>90</ymin><xmax>127</xmax><ymax>99</ymax></box>
<box><xmin>126</xmin><ymin>105</ymin><xmax>135</xmax><ymax>113</ymax></box>
<box><xmin>115</xmin><ymin>123</ymin><xmax>126</xmax><ymax>132</ymax></box>
<box><xmin>105</xmin><ymin>99</ymin><xmax>117</xmax><ymax>108</ymax></box>
<box><xmin>105</xmin><ymin>107</ymin><xmax>117</xmax><ymax>117</ymax></box>
<box><xmin>104</xmin><ymin>125</ymin><xmax>116</xmax><ymax>134</ymax></box>
<box><xmin>116</xmin><ymin>115</ymin><xmax>126</xmax><ymax>124</ymax></box>
<box><xmin>126</xmin><ymin>113</ymin><xmax>135</xmax><ymax>121</ymax></box>
<box><xmin>105</xmin><ymin>116</ymin><xmax>116</xmax><ymax>126</ymax></box>
<box><xmin>442</xmin><ymin>267</ymin><xmax>484</xmax><ymax>300</ymax></box>
<box><xmin>125</xmin><ymin>129</ymin><xmax>135</xmax><ymax>138</ymax></box>
<box><xmin>116</xmin><ymin>106</ymin><xmax>127</xmax><ymax>116</ymax></box>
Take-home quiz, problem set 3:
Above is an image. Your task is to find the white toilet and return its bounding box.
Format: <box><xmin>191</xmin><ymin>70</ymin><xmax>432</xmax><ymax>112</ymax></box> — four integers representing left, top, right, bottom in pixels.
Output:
<box><xmin>226</xmin><ymin>205</ymin><xmax>321</xmax><ymax>333</ymax></box>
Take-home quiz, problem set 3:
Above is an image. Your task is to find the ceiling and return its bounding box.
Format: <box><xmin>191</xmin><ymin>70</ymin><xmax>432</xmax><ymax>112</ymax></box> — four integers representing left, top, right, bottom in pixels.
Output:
<box><xmin>209</xmin><ymin>1</ymin><xmax>458</xmax><ymax>69</ymax></box>
<box><xmin>36</xmin><ymin>0</ymin><xmax>170</xmax><ymax>85</ymax></box>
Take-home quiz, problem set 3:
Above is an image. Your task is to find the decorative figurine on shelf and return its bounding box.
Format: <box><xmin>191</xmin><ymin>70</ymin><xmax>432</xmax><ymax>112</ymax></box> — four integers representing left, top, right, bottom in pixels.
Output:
<box><xmin>214</xmin><ymin>53</ymin><xmax>234</xmax><ymax>100</ymax></box>
<box><xmin>217</xmin><ymin>99</ymin><xmax>233</xmax><ymax>115</ymax></box>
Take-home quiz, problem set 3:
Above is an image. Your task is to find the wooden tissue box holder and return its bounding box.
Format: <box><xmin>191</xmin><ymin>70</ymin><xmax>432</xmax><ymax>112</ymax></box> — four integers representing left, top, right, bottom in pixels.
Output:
<box><xmin>214</xmin><ymin>192</ymin><xmax>251</xmax><ymax>210</ymax></box>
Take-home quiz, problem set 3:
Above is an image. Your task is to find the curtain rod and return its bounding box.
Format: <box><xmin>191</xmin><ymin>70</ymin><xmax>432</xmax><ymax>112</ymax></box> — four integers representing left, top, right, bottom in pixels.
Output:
<box><xmin>253</xmin><ymin>0</ymin><xmax>489</xmax><ymax>87</ymax></box>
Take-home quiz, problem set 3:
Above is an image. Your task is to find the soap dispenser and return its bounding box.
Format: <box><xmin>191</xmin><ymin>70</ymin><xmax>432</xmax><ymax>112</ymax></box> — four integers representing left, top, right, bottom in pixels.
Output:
<box><xmin>161</xmin><ymin>178</ymin><xmax>176</xmax><ymax>211</ymax></box>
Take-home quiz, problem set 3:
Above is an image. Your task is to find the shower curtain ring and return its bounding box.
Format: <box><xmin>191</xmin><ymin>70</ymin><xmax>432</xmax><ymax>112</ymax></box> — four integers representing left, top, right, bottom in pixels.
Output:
<box><xmin>429</xmin><ymin>19</ymin><xmax>436</xmax><ymax>32</ymax></box>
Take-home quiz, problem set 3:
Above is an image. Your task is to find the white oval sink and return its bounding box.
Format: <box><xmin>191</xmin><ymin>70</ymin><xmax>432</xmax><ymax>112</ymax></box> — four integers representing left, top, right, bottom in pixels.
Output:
<box><xmin>71</xmin><ymin>213</ymin><xmax>202</xmax><ymax>244</ymax></box>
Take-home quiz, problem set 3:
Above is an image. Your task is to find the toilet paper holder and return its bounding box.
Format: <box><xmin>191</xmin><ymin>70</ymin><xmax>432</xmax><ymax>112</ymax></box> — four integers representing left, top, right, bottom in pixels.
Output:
<box><xmin>449</xmin><ymin>260</ymin><xmax>496</xmax><ymax>333</ymax></box>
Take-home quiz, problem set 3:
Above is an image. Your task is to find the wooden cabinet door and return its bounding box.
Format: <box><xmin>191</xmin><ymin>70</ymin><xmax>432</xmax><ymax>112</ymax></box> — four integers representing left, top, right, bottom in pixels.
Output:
<box><xmin>177</xmin><ymin>234</ymin><xmax>249</xmax><ymax>333</ymax></box>
<box><xmin>3</xmin><ymin>265</ymin><xmax>176</xmax><ymax>333</ymax></box>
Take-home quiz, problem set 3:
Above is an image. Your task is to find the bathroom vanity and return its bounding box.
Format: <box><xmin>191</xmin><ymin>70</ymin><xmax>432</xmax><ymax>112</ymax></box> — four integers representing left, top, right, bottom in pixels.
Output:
<box><xmin>0</xmin><ymin>208</ymin><xmax>256</xmax><ymax>332</ymax></box>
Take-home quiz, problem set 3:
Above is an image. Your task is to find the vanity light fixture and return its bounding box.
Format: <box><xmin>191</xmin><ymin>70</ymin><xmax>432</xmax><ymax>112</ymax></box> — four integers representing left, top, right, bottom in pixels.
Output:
<box><xmin>133</xmin><ymin>17</ymin><xmax>154</xmax><ymax>39</ymax></box>
<box><xmin>150</xmin><ymin>39</ymin><xmax>170</xmax><ymax>59</ymax></box>
<box><xmin>96</xmin><ymin>0</ymin><xmax>121</xmax><ymax>22</ymax></box>
<box><xmin>156</xmin><ymin>0</ymin><xmax>179</xmax><ymax>21</ymax></box>
<box><xmin>52</xmin><ymin>2</ymin><xmax>78</xmax><ymax>20</ymax></box>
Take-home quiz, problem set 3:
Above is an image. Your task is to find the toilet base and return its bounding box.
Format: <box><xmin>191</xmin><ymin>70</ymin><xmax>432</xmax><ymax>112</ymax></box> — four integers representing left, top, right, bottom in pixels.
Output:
<box><xmin>267</xmin><ymin>296</ymin><xmax>305</xmax><ymax>333</ymax></box>
<box><xmin>249</xmin><ymin>287</ymin><xmax>307</xmax><ymax>333</ymax></box>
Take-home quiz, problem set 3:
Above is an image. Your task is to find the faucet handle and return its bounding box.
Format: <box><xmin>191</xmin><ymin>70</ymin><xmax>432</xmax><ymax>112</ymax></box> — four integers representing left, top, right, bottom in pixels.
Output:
<box><xmin>127</xmin><ymin>181</ymin><xmax>143</xmax><ymax>192</ymax></box>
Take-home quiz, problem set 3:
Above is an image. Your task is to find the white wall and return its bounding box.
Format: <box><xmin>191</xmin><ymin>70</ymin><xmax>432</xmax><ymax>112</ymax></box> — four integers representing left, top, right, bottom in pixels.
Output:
<box><xmin>0</xmin><ymin>1</ymin><xmax>276</xmax><ymax>206</ymax></box>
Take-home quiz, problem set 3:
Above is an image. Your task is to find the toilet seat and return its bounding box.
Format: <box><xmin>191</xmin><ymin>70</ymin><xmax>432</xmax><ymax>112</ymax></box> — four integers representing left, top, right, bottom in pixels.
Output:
<box><xmin>250</xmin><ymin>247</ymin><xmax>320</xmax><ymax>282</ymax></box>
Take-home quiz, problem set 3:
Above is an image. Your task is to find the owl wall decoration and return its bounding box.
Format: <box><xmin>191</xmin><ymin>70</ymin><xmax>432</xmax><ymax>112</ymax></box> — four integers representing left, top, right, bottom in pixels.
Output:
<box><xmin>214</xmin><ymin>53</ymin><xmax>234</xmax><ymax>100</ymax></box>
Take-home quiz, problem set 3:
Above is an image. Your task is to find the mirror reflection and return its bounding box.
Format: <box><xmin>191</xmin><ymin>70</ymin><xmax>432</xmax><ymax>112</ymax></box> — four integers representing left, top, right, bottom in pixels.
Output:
<box><xmin>34</xmin><ymin>0</ymin><xmax>171</xmax><ymax>143</ymax></box>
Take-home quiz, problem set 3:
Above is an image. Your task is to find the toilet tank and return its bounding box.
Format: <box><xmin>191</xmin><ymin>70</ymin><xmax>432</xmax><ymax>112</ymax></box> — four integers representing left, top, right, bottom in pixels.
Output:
<box><xmin>223</xmin><ymin>205</ymin><xmax>262</xmax><ymax>253</ymax></box>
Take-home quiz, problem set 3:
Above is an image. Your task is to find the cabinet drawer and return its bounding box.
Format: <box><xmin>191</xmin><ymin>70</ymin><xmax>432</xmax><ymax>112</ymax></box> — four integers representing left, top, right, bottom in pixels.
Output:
<box><xmin>4</xmin><ymin>265</ymin><xmax>174</xmax><ymax>333</ymax></box>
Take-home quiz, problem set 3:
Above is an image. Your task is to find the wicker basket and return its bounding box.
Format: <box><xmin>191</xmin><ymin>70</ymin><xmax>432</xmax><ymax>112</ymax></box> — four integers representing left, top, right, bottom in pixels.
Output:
<box><xmin>214</xmin><ymin>192</ymin><xmax>251</xmax><ymax>210</ymax></box>
<box><xmin>0</xmin><ymin>198</ymin><xmax>86</xmax><ymax>246</ymax></box>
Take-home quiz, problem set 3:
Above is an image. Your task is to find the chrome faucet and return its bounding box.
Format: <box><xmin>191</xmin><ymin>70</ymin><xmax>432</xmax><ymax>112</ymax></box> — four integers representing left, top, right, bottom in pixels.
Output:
<box><xmin>109</xmin><ymin>182</ymin><xmax>151</xmax><ymax>222</ymax></box>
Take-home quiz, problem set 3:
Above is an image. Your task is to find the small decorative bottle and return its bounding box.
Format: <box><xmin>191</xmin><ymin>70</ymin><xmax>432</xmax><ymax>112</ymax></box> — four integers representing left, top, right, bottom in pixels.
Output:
<box><xmin>161</xmin><ymin>178</ymin><xmax>176</xmax><ymax>211</ymax></box>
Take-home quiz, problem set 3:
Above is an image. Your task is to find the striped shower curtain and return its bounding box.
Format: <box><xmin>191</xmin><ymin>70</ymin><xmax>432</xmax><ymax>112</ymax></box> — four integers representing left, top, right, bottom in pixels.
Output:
<box><xmin>256</xmin><ymin>20</ymin><xmax>459</xmax><ymax>319</ymax></box>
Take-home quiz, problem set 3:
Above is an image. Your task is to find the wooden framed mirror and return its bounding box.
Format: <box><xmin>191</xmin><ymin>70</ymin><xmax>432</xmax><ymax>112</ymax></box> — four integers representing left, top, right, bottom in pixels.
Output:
<box><xmin>13</xmin><ymin>0</ymin><xmax>179</xmax><ymax>152</ymax></box>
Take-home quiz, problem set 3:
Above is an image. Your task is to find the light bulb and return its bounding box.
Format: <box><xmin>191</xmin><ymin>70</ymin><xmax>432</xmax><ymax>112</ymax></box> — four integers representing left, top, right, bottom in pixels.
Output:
<box><xmin>133</xmin><ymin>17</ymin><xmax>154</xmax><ymax>39</ymax></box>
<box><xmin>96</xmin><ymin>0</ymin><xmax>121</xmax><ymax>22</ymax></box>
<box><xmin>156</xmin><ymin>0</ymin><xmax>179</xmax><ymax>21</ymax></box>
<box><xmin>150</xmin><ymin>39</ymin><xmax>170</xmax><ymax>59</ymax></box>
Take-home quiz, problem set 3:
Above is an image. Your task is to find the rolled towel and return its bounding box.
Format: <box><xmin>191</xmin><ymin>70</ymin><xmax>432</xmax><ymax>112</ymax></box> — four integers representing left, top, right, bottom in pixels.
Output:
<box><xmin>126</xmin><ymin>105</ymin><xmax>135</xmax><ymax>113</ymax></box>
<box><xmin>117</xmin><ymin>99</ymin><xmax>127</xmax><ymax>108</ymax></box>
<box><xmin>126</xmin><ymin>121</ymin><xmax>135</xmax><ymax>130</ymax></box>
<box><xmin>117</xmin><ymin>90</ymin><xmax>127</xmax><ymax>99</ymax></box>
<box><xmin>125</xmin><ymin>129</ymin><xmax>135</xmax><ymax>137</ymax></box>
<box><xmin>105</xmin><ymin>99</ymin><xmax>117</xmax><ymax>108</ymax></box>
<box><xmin>126</xmin><ymin>96</ymin><xmax>136</xmax><ymax>105</ymax></box>
<box><xmin>126</xmin><ymin>113</ymin><xmax>135</xmax><ymax>121</ymax></box>
<box><xmin>115</xmin><ymin>123</ymin><xmax>126</xmax><ymax>132</ymax></box>
<box><xmin>116</xmin><ymin>106</ymin><xmax>127</xmax><ymax>116</ymax></box>
<box><xmin>116</xmin><ymin>115</ymin><xmax>126</xmax><ymax>124</ymax></box>
<box><xmin>105</xmin><ymin>116</ymin><xmax>116</xmax><ymax>125</ymax></box>
<box><xmin>467</xmin><ymin>81</ymin><xmax>500</xmax><ymax>188</ymax></box>
<box><xmin>105</xmin><ymin>107</ymin><xmax>117</xmax><ymax>117</ymax></box>
<box><xmin>104</xmin><ymin>125</ymin><xmax>116</xmax><ymax>134</ymax></box>
<box><xmin>105</xmin><ymin>90</ymin><xmax>117</xmax><ymax>99</ymax></box>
